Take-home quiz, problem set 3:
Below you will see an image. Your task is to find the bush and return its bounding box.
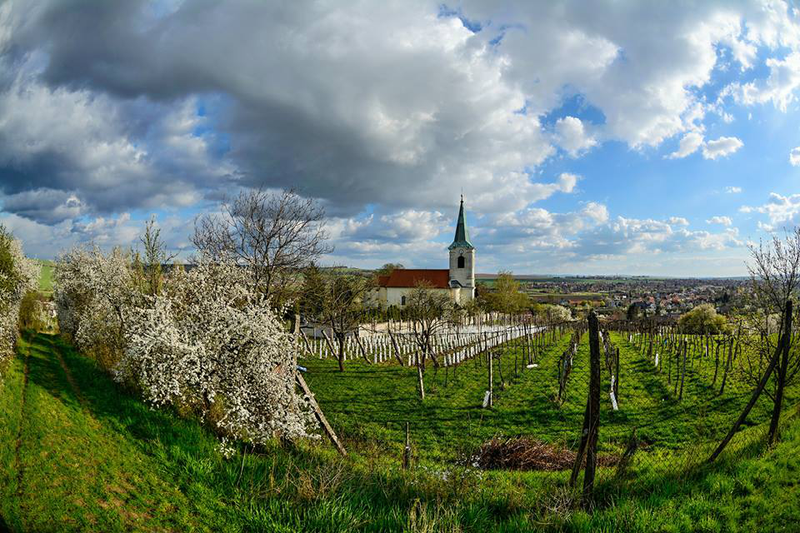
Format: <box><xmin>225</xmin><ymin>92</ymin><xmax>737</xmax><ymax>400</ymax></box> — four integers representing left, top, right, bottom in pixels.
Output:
<box><xmin>18</xmin><ymin>291</ymin><xmax>46</xmax><ymax>332</ymax></box>
<box><xmin>53</xmin><ymin>246</ymin><xmax>134</xmax><ymax>371</ymax></box>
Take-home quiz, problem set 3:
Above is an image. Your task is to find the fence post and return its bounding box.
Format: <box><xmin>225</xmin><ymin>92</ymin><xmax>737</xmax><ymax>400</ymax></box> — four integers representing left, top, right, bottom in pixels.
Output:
<box><xmin>488</xmin><ymin>351</ymin><xmax>494</xmax><ymax>408</ymax></box>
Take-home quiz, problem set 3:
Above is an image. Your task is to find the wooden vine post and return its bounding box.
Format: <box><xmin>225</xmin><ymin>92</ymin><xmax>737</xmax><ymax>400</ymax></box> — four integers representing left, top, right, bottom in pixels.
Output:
<box><xmin>403</xmin><ymin>422</ymin><xmax>411</xmax><ymax>469</ymax></box>
<box><xmin>487</xmin><ymin>350</ymin><xmax>494</xmax><ymax>408</ymax></box>
<box><xmin>769</xmin><ymin>300</ymin><xmax>793</xmax><ymax>445</ymax></box>
<box><xmin>569</xmin><ymin>311</ymin><xmax>601</xmax><ymax>506</ymax></box>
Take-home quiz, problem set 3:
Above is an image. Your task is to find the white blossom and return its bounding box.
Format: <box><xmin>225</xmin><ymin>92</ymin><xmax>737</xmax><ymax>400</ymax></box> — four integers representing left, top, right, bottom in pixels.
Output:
<box><xmin>54</xmin><ymin>251</ymin><xmax>317</xmax><ymax>444</ymax></box>
<box><xmin>0</xmin><ymin>230</ymin><xmax>39</xmax><ymax>372</ymax></box>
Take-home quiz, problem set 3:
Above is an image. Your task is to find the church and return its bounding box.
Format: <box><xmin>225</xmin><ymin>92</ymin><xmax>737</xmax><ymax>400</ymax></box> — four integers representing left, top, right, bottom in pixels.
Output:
<box><xmin>372</xmin><ymin>197</ymin><xmax>476</xmax><ymax>307</ymax></box>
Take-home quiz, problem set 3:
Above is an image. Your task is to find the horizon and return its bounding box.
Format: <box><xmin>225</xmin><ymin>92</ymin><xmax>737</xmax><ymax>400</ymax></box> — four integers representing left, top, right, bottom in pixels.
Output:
<box><xmin>3</xmin><ymin>2</ymin><xmax>800</xmax><ymax>276</ymax></box>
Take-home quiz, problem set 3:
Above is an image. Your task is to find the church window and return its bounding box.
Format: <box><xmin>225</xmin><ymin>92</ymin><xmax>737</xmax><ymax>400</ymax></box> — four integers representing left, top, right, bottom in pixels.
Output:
<box><xmin>457</xmin><ymin>255</ymin><xmax>465</xmax><ymax>268</ymax></box>
<box><xmin>401</xmin><ymin>295</ymin><xmax>406</xmax><ymax>305</ymax></box>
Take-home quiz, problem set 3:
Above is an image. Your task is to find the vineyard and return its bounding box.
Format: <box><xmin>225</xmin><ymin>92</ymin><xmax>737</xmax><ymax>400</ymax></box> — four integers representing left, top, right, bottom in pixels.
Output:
<box><xmin>299</xmin><ymin>316</ymin><xmax>800</xmax><ymax>483</ymax></box>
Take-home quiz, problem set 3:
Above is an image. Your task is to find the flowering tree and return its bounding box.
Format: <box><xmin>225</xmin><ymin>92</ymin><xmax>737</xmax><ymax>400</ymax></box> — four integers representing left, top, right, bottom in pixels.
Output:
<box><xmin>0</xmin><ymin>226</ymin><xmax>39</xmax><ymax>373</ymax></box>
<box><xmin>54</xmin><ymin>239</ymin><xmax>318</xmax><ymax>445</ymax></box>
<box><xmin>121</xmin><ymin>261</ymin><xmax>317</xmax><ymax>443</ymax></box>
<box><xmin>54</xmin><ymin>246</ymin><xmax>137</xmax><ymax>371</ymax></box>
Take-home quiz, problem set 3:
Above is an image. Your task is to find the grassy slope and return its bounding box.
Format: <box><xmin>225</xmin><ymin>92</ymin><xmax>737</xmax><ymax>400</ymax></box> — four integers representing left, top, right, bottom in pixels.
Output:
<box><xmin>38</xmin><ymin>260</ymin><xmax>53</xmax><ymax>294</ymax></box>
<box><xmin>0</xmin><ymin>332</ymin><xmax>799</xmax><ymax>532</ymax></box>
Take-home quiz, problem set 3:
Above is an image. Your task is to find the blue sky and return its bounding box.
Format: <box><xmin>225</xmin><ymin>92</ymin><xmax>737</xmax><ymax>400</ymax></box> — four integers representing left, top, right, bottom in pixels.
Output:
<box><xmin>1</xmin><ymin>1</ymin><xmax>800</xmax><ymax>276</ymax></box>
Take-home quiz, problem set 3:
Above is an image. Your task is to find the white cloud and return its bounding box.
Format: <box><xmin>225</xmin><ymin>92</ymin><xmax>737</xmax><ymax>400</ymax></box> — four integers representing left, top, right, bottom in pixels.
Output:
<box><xmin>740</xmin><ymin>192</ymin><xmax>800</xmax><ymax>231</ymax></box>
<box><xmin>702</xmin><ymin>136</ymin><xmax>743</xmax><ymax>159</ymax></box>
<box><xmin>707</xmin><ymin>215</ymin><xmax>732</xmax><ymax>226</ymax></box>
<box><xmin>668</xmin><ymin>217</ymin><xmax>690</xmax><ymax>225</ymax></box>
<box><xmin>572</xmin><ymin>215</ymin><xmax>742</xmax><ymax>258</ymax></box>
<box><xmin>582</xmin><ymin>202</ymin><xmax>609</xmax><ymax>224</ymax></box>
<box><xmin>554</xmin><ymin>116</ymin><xmax>598</xmax><ymax>157</ymax></box>
<box><xmin>790</xmin><ymin>146</ymin><xmax>800</xmax><ymax>166</ymax></box>
<box><xmin>726</xmin><ymin>51</ymin><xmax>800</xmax><ymax>111</ymax></box>
<box><xmin>725</xmin><ymin>186</ymin><xmax>743</xmax><ymax>193</ymax></box>
<box><xmin>667</xmin><ymin>131</ymin><xmax>704</xmax><ymax>159</ymax></box>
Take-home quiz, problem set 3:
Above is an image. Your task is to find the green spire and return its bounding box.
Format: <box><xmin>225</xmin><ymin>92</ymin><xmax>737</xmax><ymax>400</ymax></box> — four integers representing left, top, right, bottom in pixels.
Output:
<box><xmin>448</xmin><ymin>195</ymin><xmax>474</xmax><ymax>250</ymax></box>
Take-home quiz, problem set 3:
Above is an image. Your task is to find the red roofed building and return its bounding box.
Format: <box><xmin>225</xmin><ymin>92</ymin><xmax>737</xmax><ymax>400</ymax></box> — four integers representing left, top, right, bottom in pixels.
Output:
<box><xmin>371</xmin><ymin>197</ymin><xmax>476</xmax><ymax>307</ymax></box>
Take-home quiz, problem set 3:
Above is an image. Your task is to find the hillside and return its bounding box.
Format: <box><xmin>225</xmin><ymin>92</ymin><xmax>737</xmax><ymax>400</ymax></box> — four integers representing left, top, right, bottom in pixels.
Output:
<box><xmin>1</xmin><ymin>332</ymin><xmax>799</xmax><ymax>532</ymax></box>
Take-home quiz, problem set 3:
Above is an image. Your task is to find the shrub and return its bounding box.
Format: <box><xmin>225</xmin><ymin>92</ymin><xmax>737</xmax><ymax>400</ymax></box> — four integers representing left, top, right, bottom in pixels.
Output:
<box><xmin>53</xmin><ymin>246</ymin><xmax>135</xmax><ymax>371</ymax></box>
<box><xmin>18</xmin><ymin>291</ymin><xmax>46</xmax><ymax>332</ymax></box>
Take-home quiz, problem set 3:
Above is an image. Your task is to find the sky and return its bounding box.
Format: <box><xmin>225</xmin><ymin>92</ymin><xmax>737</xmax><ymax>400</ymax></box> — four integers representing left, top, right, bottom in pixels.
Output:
<box><xmin>1</xmin><ymin>1</ymin><xmax>800</xmax><ymax>276</ymax></box>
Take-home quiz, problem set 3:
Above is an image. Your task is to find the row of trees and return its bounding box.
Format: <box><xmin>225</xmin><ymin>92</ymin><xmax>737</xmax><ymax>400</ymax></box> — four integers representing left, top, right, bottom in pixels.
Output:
<box><xmin>0</xmin><ymin>226</ymin><xmax>39</xmax><ymax>375</ymax></box>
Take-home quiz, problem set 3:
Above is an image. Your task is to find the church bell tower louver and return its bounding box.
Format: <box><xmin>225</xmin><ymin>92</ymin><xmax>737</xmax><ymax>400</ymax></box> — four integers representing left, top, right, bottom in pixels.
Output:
<box><xmin>448</xmin><ymin>195</ymin><xmax>475</xmax><ymax>301</ymax></box>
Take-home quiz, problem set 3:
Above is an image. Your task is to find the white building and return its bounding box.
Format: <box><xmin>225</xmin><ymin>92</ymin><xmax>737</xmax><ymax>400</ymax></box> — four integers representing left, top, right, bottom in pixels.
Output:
<box><xmin>373</xmin><ymin>196</ymin><xmax>476</xmax><ymax>307</ymax></box>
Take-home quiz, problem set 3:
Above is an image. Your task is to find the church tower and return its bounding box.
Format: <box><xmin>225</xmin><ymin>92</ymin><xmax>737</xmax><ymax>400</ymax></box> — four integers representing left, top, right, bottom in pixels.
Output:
<box><xmin>448</xmin><ymin>196</ymin><xmax>475</xmax><ymax>301</ymax></box>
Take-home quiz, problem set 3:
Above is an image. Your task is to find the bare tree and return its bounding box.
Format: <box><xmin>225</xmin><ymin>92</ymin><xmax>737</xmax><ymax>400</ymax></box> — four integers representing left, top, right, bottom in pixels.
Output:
<box><xmin>139</xmin><ymin>218</ymin><xmax>177</xmax><ymax>296</ymax></box>
<box><xmin>405</xmin><ymin>281</ymin><xmax>458</xmax><ymax>399</ymax></box>
<box><xmin>742</xmin><ymin>227</ymin><xmax>800</xmax><ymax>443</ymax></box>
<box><xmin>312</xmin><ymin>273</ymin><xmax>371</xmax><ymax>372</ymax></box>
<box><xmin>192</xmin><ymin>188</ymin><xmax>332</xmax><ymax>309</ymax></box>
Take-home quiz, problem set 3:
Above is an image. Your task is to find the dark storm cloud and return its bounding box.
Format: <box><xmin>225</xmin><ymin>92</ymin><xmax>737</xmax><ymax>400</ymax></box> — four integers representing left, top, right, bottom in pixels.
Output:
<box><xmin>1</xmin><ymin>0</ymin><xmax>558</xmax><ymax>224</ymax></box>
<box><xmin>1</xmin><ymin>189</ymin><xmax>82</xmax><ymax>225</ymax></box>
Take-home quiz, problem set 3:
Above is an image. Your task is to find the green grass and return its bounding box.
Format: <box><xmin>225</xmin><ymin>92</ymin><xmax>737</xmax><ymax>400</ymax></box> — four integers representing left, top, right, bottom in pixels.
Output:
<box><xmin>37</xmin><ymin>260</ymin><xmax>54</xmax><ymax>294</ymax></box>
<box><xmin>1</xmin><ymin>331</ymin><xmax>800</xmax><ymax>531</ymax></box>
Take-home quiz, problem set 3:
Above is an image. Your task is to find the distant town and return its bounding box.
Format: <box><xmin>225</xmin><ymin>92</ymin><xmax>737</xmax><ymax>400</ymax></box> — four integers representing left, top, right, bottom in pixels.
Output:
<box><xmin>476</xmin><ymin>274</ymin><xmax>745</xmax><ymax>318</ymax></box>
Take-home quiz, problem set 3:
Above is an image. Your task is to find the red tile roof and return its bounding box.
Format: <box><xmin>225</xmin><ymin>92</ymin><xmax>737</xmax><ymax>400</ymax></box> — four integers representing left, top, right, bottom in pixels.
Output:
<box><xmin>377</xmin><ymin>269</ymin><xmax>450</xmax><ymax>289</ymax></box>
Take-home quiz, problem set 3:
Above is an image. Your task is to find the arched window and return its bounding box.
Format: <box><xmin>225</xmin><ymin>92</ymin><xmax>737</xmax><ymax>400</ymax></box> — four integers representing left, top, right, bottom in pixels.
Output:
<box><xmin>457</xmin><ymin>255</ymin><xmax>465</xmax><ymax>269</ymax></box>
<box><xmin>401</xmin><ymin>295</ymin><xmax>407</xmax><ymax>306</ymax></box>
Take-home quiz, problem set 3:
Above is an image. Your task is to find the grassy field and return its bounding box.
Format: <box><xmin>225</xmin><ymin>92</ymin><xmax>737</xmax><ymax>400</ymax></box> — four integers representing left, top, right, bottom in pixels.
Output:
<box><xmin>37</xmin><ymin>260</ymin><xmax>54</xmax><ymax>295</ymax></box>
<box><xmin>2</xmin><ymin>331</ymin><xmax>800</xmax><ymax>531</ymax></box>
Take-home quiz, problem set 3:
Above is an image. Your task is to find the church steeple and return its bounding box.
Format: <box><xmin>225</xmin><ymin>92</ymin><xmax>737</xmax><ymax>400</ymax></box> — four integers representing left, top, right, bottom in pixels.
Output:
<box><xmin>448</xmin><ymin>195</ymin><xmax>474</xmax><ymax>250</ymax></box>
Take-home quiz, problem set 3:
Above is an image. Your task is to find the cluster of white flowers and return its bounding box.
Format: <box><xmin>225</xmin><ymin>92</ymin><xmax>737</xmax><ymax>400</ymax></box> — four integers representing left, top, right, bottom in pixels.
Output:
<box><xmin>54</xmin><ymin>250</ymin><xmax>317</xmax><ymax>444</ymax></box>
<box><xmin>54</xmin><ymin>246</ymin><xmax>135</xmax><ymax>369</ymax></box>
<box><xmin>0</xmin><ymin>231</ymin><xmax>39</xmax><ymax>372</ymax></box>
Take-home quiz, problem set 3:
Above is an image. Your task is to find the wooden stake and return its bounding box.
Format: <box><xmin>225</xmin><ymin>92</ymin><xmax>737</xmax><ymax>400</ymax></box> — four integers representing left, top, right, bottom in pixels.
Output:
<box><xmin>295</xmin><ymin>372</ymin><xmax>347</xmax><ymax>457</ymax></box>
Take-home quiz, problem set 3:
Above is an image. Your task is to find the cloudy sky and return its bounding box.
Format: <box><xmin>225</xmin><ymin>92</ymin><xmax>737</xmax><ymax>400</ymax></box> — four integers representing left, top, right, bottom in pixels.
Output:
<box><xmin>2</xmin><ymin>0</ymin><xmax>800</xmax><ymax>276</ymax></box>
